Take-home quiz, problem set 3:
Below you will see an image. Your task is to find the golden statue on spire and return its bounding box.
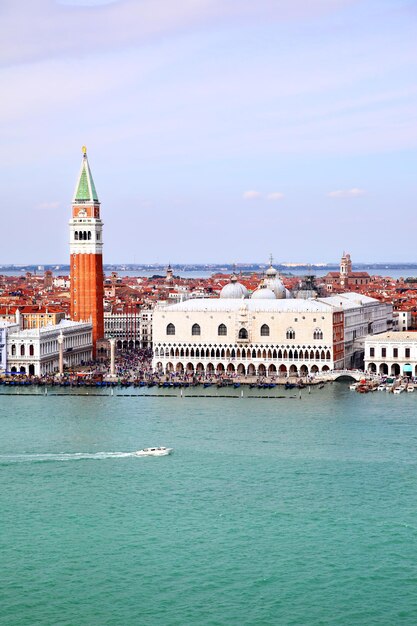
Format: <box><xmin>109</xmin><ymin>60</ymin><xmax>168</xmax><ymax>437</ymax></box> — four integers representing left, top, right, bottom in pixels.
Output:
<box><xmin>82</xmin><ymin>145</ymin><xmax>87</xmax><ymax>156</ymax></box>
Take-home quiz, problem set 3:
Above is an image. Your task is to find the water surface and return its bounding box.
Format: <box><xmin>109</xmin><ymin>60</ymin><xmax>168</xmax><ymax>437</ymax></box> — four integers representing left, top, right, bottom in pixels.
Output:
<box><xmin>1</xmin><ymin>384</ymin><xmax>417</xmax><ymax>625</ymax></box>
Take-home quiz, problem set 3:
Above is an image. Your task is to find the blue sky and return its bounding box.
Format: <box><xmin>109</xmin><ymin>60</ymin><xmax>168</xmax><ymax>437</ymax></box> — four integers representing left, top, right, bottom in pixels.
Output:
<box><xmin>1</xmin><ymin>0</ymin><xmax>416</xmax><ymax>264</ymax></box>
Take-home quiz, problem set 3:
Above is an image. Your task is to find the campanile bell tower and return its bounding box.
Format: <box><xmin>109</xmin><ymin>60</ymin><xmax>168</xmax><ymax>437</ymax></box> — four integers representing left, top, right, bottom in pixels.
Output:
<box><xmin>69</xmin><ymin>147</ymin><xmax>104</xmax><ymax>354</ymax></box>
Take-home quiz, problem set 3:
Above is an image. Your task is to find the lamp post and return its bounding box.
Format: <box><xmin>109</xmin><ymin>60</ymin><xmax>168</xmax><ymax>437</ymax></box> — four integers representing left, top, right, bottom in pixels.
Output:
<box><xmin>110</xmin><ymin>338</ymin><xmax>116</xmax><ymax>377</ymax></box>
<box><xmin>58</xmin><ymin>333</ymin><xmax>64</xmax><ymax>376</ymax></box>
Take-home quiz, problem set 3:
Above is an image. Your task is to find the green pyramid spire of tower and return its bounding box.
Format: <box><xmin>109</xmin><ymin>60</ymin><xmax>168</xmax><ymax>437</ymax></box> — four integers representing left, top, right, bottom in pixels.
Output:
<box><xmin>73</xmin><ymin>146</ymin><xmax>99</xmax><ymax>203</ymax></box>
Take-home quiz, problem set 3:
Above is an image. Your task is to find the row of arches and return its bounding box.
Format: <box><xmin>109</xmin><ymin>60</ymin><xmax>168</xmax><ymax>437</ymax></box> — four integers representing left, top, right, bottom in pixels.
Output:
<box><xmin>116</xmin><ymin>340</ymin><xmax>141</xmax><ymax>350</ymax></box>
<box><xmin>166</xmin><ymin>323</ymin><xmax>323</xmax><ymax>340</ymax></box>
<box><xmin>74</xmin><ymin>231</ymin><xmax>92</xmax><ymax>241</ymax></box>
<box><xmin>154</xmin><ymin>346</ymin><xmax>332</xmax><ymax>361</ymax></box>
<box><xmin>11</xmin><ymin>344</ymin><xmax>34</xmax><ymax>356</ymax></box>
<box><xmin>10</xmin><ymin>364</ymin><xmax>35</xmax><ymax>375</ymax></box>
<box><xmin>156</xmin><ymin>362</ymin><xmax>330</xmax><ymax>376</ymax></box>
<box><xmin>367</xmin><ymin>362</ymin><xmax>417</xmax><ymax>376</ymax></box>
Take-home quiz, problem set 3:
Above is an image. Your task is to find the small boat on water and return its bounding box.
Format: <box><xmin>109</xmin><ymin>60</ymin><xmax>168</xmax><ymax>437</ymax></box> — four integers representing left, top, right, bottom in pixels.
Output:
<box><xmin>393</xmin><ymin>386</ymin><xmax>405</xmax><ymax>394</ymax></box>
<box><xmin>285</xmin><ymin>383</ymin><xmax>296</xmax><ymax>389</ymax></box>
<box><xmin>407</xmin><ymin>386</ymin><xmax>415</xmax><ymax>393</ymax></box>
<box><xmin>134</xmin><ymin>447</ymin><xmax>173</xmax><ymax>457</ymax></box>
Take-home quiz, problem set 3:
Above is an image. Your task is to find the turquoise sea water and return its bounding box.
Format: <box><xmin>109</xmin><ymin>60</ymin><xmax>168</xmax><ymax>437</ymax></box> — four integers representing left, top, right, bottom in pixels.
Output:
<box><xmin>1</xmin><ymin>384</ymin><xmax>417</xmax><ymax>626</ymax></box>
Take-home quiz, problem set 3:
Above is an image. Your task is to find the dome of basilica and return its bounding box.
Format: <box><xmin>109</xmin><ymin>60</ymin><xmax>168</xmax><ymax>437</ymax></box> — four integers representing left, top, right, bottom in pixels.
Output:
<box><xmin>220</xmin><ymin>274</ymin><xmax>249</xmax><ymax>299</ymax></box>
<box><xmin>251</xmin><ymin>285</ymin><xmax>276</xmax><ymax>300</ymax></box>
<box><xmin>264</xmin><ymin>263</ymin><xmax>286</xmax><ymax>299</ymax></box>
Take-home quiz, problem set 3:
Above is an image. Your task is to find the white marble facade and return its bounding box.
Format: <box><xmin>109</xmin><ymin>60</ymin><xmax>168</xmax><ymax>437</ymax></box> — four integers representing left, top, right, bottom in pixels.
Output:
<box><xmin>152</xmin><ymin>294</ymin><xmax>392</xmax><ymax>377</ymax></box>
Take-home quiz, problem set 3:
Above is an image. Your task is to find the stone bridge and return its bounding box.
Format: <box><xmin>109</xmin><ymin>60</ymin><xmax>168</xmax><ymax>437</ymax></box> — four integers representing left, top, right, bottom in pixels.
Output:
<box><xmin>321</xmin><ymin>370</ymin><xmax>365</xmax><ymax>382</ymax></box>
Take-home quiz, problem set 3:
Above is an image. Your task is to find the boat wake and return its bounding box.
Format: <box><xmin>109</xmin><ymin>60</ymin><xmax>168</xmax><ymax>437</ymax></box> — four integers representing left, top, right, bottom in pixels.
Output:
<box><xmin>0</xmin><ymin>451</ymin><xmax>137</xmax><ymax>465</ymax></box>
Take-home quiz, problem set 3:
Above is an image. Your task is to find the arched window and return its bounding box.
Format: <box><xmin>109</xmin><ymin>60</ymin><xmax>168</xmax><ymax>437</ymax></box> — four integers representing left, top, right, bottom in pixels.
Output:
<box><xmin>313</xmin><ymin>328</ymin><xmax>323</xmax><ymax>340</ymax></box>
<box><xmin>166</xmin><ymin>323</ymin><xmax>175</xmax><ymax>336</ymax></box>
<box><xmin>88</xmin><ymin>231</ymin><xmax>92</xmax><ymax>240</ymax></box>
<box><xmin>239</xmin><ymin>328</ymin><xmax>248</xmax><ymax>339</ymax></box>
<box><xmin>286</xmin><ymin>328</ymin><xmax>295</xmax><ymax>340</ymax></box>
<box><xmin>260</xmin><ymin>324</ymin><xmax>270</xmax><ymax>337</ymax></box>
<box><xmin>29</xmin><ymin>345</ymin><xmax>34</xmax><ymax>356</ymax></box>
<box><xmin>20</xmin><ymin>345</ymin><xmax>25</xmax><ymax>356</ymax></box>
<box><xmin>218</xmin><ymin>324</ymin><xmax>227</xmax><ymax>336</ymax></box>
<box><xmin>74</xmin><ymin>232</ymin><xmax>79</xmax><ymax>240</ymax></box>
<box><xmin>192</xmin><ymin>323</ymin><xmax>201</xmax><ymax>336</ymax></box>
<box><xmin>11</xmin><ymin>344</ymin><xmax>16</xmax><ymax>356</ymax></box>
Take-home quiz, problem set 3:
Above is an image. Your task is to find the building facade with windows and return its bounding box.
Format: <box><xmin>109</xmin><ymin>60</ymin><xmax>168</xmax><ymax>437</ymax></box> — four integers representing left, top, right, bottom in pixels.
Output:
<box><xmin>0</xmin><ymin>307</ymin><xmax>66</xmax><ymax>329</ymax></box>
<box><xmin>319</xmin><ymin>293</ymin><xmax>393</xmax><ymax>369</ymax></box>
<box><xmin>104</xmin><ymin>309</ymin><xmax>152</xmax><ymax>350</ymax></box>
<box><xmin>0</xmin><ymin>321</ymin><xmax>20</xmax><ymax>374</ymax></box>
<box><xmin>6</xmin><ymin>320</ymin><xmax>92</xmax><ymax>376</ymax></box>
<box><xmin>365</xmin><ymin>332</ymin><xmax>417</xmax><ymax>377</ymax></box>
<box><xmin>152</xmin><ymin>299</ymin><xmax>343</xmax><ymax>377</ymax></box>
<box><xmin>152</xmin><ymin>294</ymin><xmax>391</xmax><ymax>377</ymax></box>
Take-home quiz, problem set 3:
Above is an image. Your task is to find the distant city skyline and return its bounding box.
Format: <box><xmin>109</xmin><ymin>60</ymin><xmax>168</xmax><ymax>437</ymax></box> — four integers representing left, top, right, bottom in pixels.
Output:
<box><xmin>2</xmin><ymin>0</ymin><xmax>417</xmax><ymax>263</ymax></box>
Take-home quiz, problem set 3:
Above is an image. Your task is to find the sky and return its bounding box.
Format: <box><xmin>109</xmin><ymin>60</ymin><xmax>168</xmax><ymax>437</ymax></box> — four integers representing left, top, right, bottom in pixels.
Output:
<box><xmin>1</xmin><ymin>0</ymin><xmax>417</xmax><ymax>264</ymax></box>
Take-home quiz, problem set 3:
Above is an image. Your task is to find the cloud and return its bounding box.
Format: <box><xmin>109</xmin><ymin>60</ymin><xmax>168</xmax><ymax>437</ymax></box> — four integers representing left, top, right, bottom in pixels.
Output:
<box><xmin>327</xmin><ymin>188</ymin><xmax>366</xmax><ymax>198</ymax></box>
<box><xmin>267</xmin><ymin>192</ymin><xmax>284</xmax><ymax>201</ymax></box>
<box><xmin>1</xmin><ymin>0</ymin><xmax>360</xmax><ymax>68</ymax></box>
<box><xmin>36</xmin><ymin>201</ymin><xmax>61</xmax><ymax>210</ymax></box>
<box><xmin>243</xmin><ymin>190</ymin><xmax>262</xmax><ymax>200</ymax></box>
<box><xmin>58</xmin><ymin>0</ymin><xmax>118</xmax><ymax>5</ymax></box>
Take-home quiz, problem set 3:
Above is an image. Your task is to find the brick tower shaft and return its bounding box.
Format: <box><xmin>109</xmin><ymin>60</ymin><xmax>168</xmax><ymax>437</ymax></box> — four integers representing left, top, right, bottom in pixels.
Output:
<box><xmin>69</xmin><ymin>147</ymin><xmax>104</xmax><ymax>355</ymax></box>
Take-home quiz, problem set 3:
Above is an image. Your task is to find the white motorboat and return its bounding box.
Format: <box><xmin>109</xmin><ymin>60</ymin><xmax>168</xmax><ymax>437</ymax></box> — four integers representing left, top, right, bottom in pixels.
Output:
<box><xmin>407</xmin><ymin>386</ymin><xmax>414</xmax><ymax>393</ymax></box>
<box><xmin>393</xmin><ymin>386</ymin><xmax>405</xmax><ymax>394</ymax></box>
<box><xmin>377</xmin><ymin>384</ymin><xmax>386</xmax><ymax>391</ymax></box>
<box><xmin>134</xmin><ymin>447</ymin><xmax>173</xmax><ymax>457</ymax></box>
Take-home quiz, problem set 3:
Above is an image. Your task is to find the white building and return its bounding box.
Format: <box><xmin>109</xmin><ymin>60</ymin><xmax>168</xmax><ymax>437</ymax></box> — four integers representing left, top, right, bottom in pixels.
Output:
<box><xmin>0</xmin><ymin>321</ymin><xmax>20</xmax><ymax>374</ymax></box>
<box><xmin>318</xmin><ymin>293</ymin><xmax>393</xmax><ymax>369</ymax></box>
<box><xmin>365</xmin><ymin>331</ymin><xmax>417</xmax><ymax>377</ymax></box>
<box><xmin>152</xmin><ymin>292</ymin><xmax>391</xmax><ymax>377</ymax></box>
<box><xmin>104</xmin><ymin>309</ymin><xmax>152</xmax><ymax>350</ymax></box>
<box><xmin>395</xmin><ymin>310</ymin><xmax>412</xmax><ymax>332</ymax></box>
<box><xmin>6</xmin><ymin>320</ymin><xmax>92</xmax><ymax>376</ymax></box>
